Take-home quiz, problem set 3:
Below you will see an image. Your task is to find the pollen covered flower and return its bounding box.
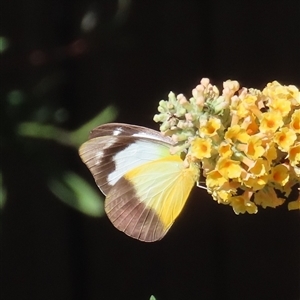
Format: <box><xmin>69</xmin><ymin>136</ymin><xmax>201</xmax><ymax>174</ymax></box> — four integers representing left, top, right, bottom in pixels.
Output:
<box><xmin>154</xmin><ymin>78</ymin><xmax>300</xmax><ymax>213</ymax></box>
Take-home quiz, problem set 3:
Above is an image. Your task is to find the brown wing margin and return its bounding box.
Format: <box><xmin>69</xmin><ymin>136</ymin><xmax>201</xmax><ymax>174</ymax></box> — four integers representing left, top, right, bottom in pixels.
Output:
<box><xmin>89</xmin><ymin>123</ymin><xmax>173</xmax><ymax>144</ymax></box>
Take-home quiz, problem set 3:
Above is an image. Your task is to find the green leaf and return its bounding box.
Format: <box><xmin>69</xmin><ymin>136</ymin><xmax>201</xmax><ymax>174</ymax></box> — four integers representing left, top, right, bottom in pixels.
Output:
<box><xmin>0</xmin><ymin>172</ymin><xmax>7</xmax><ymax>210</ymax></box>
<box><xmin>149</xmin><ymin>296</ymin><xmax>157</xmax><ymax>300</ymax></box>
<box><xmin>17</xmin><ymin>105</ymin><xmax>118</xmax><ymax>148</ymax></box>
<box><xmin>48</xmin><ymin>172</ymin><xmax>104</xmax><ymax>217</ymax></box>
<box><xmin>0</xmin><ymin>36</ymin><xmax>9</xmax><ymax>53</ymax></box>
<box><xmin>70</xmin><ymin>105</ymin><xmax>119</xmax><ymax>146</ymax></box>
<box><xmin>18</xmin><ymin>122</ymin><xmax>74</xmax><ymax>146</ymax></box>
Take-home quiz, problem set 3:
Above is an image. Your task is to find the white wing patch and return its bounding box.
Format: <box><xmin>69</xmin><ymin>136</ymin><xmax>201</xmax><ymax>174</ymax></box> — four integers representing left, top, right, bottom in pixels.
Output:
<box><xmin>107</xmin><ymin>140</ymin><xmax>170</xmax><ymax>186</ymax></box>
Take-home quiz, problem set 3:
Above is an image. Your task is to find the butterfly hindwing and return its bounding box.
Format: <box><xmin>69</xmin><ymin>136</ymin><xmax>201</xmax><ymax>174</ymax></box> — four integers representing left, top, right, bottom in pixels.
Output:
<box><xmin>105</xmin><ymin>155</ymin><xmax>198</xmax><ymax>242</ymax></box>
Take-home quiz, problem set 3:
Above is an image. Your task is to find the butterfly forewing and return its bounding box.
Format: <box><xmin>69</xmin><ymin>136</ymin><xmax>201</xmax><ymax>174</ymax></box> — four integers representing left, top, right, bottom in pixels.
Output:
<box><xmin>79</xmin><ymin>124</ymin><xmax>174</xmax><ymax>194</ymax></box>
<box><xmin>79</xmin><ymin>136</ymin><xmax>173</xmax><ymax>195</ymax></box>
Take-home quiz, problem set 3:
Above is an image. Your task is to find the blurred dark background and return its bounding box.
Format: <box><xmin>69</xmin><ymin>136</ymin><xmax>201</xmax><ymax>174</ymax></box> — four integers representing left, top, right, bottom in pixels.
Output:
<box><xmin>1</xmin><ymin>1</ymin><xmax>299</xmax><ymax>299</ymax></box>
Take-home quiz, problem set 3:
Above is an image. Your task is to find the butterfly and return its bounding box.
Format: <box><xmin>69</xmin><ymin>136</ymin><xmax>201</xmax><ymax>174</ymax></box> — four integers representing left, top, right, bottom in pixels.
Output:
<box><xmin>79</xmin><ymin>123</ymin><xmax>200</xmax><ymax>242</ymax></box>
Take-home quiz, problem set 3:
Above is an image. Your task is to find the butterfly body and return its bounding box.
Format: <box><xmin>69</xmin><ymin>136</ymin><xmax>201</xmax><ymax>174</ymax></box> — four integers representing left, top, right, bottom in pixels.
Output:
<box><xmin>79</xmin><ymin>123</ymin><xmax>199</xmax><ymax>242</ymax></box>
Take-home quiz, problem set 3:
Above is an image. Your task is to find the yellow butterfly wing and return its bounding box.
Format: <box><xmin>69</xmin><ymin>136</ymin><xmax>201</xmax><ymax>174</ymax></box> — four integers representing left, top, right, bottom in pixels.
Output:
<box><xmin>79</xmin><ymin>123</ymin><xmax>200</xmax><ymax>242</ymax></box>
<box><xmin>105</xmin><ymin>155</ymin><xmax>199</xmax><ymax>242</ymax></box>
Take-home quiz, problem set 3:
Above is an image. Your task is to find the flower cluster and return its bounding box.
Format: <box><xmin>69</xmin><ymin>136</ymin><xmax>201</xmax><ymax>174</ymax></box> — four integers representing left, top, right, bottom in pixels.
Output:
<box><xmin>154</xmin><ymin>79</ymin><xmax>300</xmax><ymax>214</ymax></box>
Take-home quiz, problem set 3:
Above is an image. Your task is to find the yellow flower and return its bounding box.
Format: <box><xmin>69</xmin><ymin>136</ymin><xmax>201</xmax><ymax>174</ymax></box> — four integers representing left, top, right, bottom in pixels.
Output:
<box><xmin>206</xmin><ymin>170</ymin><xmax>227</xmax><ymax>188</ymax></box>
<box><xmin>235</xmin><ymin>101</ymin><xmax>249</xmax><ymax>119</ymax></box>
<box><xmin>290</xmin><ymin>109</ymin><xmax>300</xmax><ymax>133</ymax></box>
<box><xmin>154</xmin><ymin>78</ymin><xmax>299</xmax><ymax>214</ymax></box>
<box><xmin>288</xmin><ymin>143</ymin><xmax>300</xmax><ymax>167</ymax></box>
<box><xmin>249</xmin><ymin>158</ymin><xmax>269</xmax><ymax>176</ymax></box>
<box><xmin>288</xmin><ymin>191</ymin><xmax>300</xmax><ymax>210</ymax></box>
<box><xmin>254</xmin><ymin>186</ymin><xmax>285</xmax><ymax>208</ymax></box>
<box><xmin>274</xmin><ymin>127</ymin><xmax>297</xmax><ymax>152</ymax></box>
<box><xmin>244</xmin><ymin>136</ymin><xmax>265</xmax><ymax>160</ymax></box>
<box><xmin>211</xmin><ymin>182</ymin><xmax>239</xmax><ymax>204</ymax></box>
<box><xmin>213</xmin><ymin>189</ymin><xmax>231</xmax><ymax>203</ymax></box>
<box><xmin>199</xmin><ymin>117</ymin><xmax>221</xmax><ymax>137</ymax></box>
<box><xmin>269</xmin><ymin>164</ymin><xmax>289</xmax><ymax>186</ymax></box>
<box><xmin>263</xmin><ymin>142</ymin><xmax>277</xmax><ymax>162</ymax></box>
<box><xmin>288</xmin><ymin>199</ymin><xmax>300</xmax><ymax>210</ymax></box>
<box><xmin>243</xmin><ymin>114</ymin><xmax>259</xmax><ymax>135</ymax></box>
<box><xmin>243</xmin><ymin>175</ymin><xmax>268</xmax><ymax>191</ymax></box>
<box><xmin>190</xmin><ymin>137</ymin><xmax>212</xmax><ymax>159</ymax></box>
<box><xmin>263</xmin><ymin>81</ymin><xmax>299</xmax><ymax>105</ymax></box>
<box><xmin>288</xmin><ymin>85</ymin><xmax>300</xmax><ymax>105</ymax></box>
<box><xmin>293</xmin><ymin>166</ymin><xmax>300</xmax><ymax>177</ymax></box>
<box><xmin>230</xmin><ymin>193</ymin><xmax>257</xmax><ymax>214</ymax></box>
<box><xmin>268</xmin><ymin>98</ymin><xmax>292</xmax><ymax>117</ymax></box>
<box><xmin>280</xmin><ymin>178</ymin><xmax>298</xmax><ymax>197</ymax></box>
<box><xmin>216</xmin><ymin>157</ymin><xmax>243</xmax><ymax>179</ymax></box>
<box><xmin>225</xmin><ymin>125</ymin><xmax>250</xmax><ymax>143</ymax></box>
<box><xmin>259</xmin><ymin>111</ymin><xmax>283</xmax><ymax>133</ymax></box>
<box><xmin>219</xmin><ymin>142</ymin><xmax>232</xmax><ymax>158</ymax></box>
<box><xmin>235</xmin><ymin>94</ymin><xmax>258</xmax><ymax>119</ymax></box>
